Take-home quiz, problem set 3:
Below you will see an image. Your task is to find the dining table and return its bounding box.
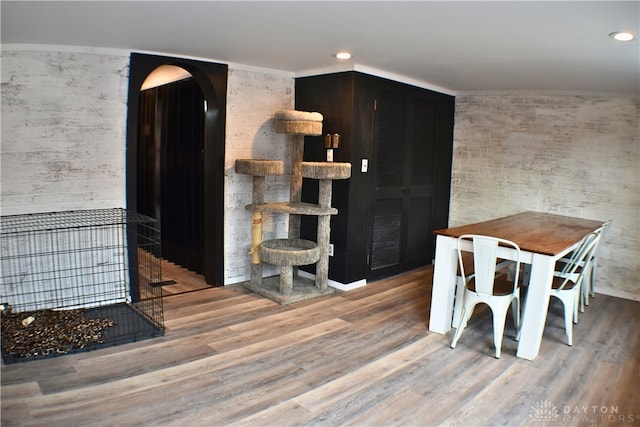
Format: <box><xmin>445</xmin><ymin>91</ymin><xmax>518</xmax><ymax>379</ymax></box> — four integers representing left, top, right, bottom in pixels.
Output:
<box><xmin>429</xmin><ymin>211</ymin><xmax>605</xmax><ymax>360</ymax></box>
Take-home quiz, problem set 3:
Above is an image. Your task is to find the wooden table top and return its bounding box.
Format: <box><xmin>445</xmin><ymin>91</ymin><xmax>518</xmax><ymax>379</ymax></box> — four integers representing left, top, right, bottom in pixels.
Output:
<box><xmin>434</xmin><ymin>211</ymin><xmax>604</xmax><ymax>256</ymax></box>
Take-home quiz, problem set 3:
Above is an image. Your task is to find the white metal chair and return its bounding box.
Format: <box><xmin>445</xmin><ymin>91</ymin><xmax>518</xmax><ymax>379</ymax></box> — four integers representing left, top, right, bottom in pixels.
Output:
<box><xmin>557</xmin><ymin>220</ymin><xmax>610</xmax><ymax>312</ymax></box>
<box><xmin>450</xmin><ymin>235</ymin><xmax>521</xmax><ymax>358</ymax></box>
<box><xmin>452</xmin><ymin>252</ymin><xmax>514</xmax><ymax>327</ymax></box>
<box><xmin>548</xmin><ymin>232</ymin><xmax>600</xmax><ymax>346</ymax></box>
<box><xmin>452</xmin><ymin>251</ymin><xmax>475</xmax><ymax>326</ymax></box>
<box><xmin>582</xmin><ymin>220</ymin><xmax>611</xmax><ymax>306</ymax></box>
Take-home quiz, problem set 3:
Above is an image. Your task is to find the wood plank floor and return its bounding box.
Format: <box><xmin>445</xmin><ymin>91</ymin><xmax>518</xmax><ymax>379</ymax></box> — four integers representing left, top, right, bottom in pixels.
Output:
<box><xmin>158</xmin><ymin>260</ymin><xmax>212</xmax><ymax>296</ymax></box>
<box><xmin>2</xmin><ymin>266</ymin><xmax>639</xmax><ymax>426</ymax></box>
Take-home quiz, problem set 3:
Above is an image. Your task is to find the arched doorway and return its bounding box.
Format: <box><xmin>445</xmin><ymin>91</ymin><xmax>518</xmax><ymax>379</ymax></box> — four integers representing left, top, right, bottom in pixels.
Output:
<box><xmin>126</xmin><ymin>53</ymin><xmax>227</xmax><ymax>286</ymax></box>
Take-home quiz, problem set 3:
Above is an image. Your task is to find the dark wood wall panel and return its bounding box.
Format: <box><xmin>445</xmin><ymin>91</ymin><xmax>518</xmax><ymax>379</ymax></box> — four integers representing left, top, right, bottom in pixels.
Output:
<box><xmin>298</xmin><ymin>72</ymin><xmax>356</xmax><ymax>280</ymax></box>
<box><xmin>371</xmin><ymin>198</ymin><xmax>402</xmax><ymax>270</ymax></box>
<box><xmin>373</xmin><ymin>87</ymin><xmax>407</xmax><ymax>189</ymax></box>
<box><xmin>368</xmin><ymin>78</ymin><xmax>443</xmax><ymax>280</ymax></box>
<box><xmin>405</xmin><ymin>195</ymin><xmax>434</xmax><ymax>264</ymax></box>
<box><xmin>411</xmin><ymin>98</ymin><xmax>437</xmax><ymax>186</ymax></box>
<box><xmin>296</xmin><ymin>71</ymin><xmax>454</xmax><ymax>284</ymax></box>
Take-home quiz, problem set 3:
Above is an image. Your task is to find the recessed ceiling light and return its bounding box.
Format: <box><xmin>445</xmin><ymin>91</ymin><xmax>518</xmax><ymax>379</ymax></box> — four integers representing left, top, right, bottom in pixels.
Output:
<box><xmin>609</xmin><ymin>31</ymin><xmax>634</xmax><ymax>41</ymax></box>
<box><xmin>335</xmin><ymin>52</ymin><xmax>352</xmax><ymax>60</ymax></box>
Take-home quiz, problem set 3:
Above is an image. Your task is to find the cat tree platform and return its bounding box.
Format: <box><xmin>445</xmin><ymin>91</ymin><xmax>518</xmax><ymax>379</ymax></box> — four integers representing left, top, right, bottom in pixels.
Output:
<box><xmin>301</xmin><ymin>161</ymin><xmax>351</xmax><ymax>180</ymax></box>
<box><xmin>274</xmin><ymin>110</ymin><xmax>323</xmax><ymax>135</ymax></box>
<box><xmin>243</xmin><ymin>238</ymin><xmax>330</xmax><ymax>304</ymax></box>
<box><xmin>234</xmin><ymin>159</ymin><xmax>284</xmax><ymax>176</ymax></box>
<box><xmin>243</xmin><ymin>274</ymin><xmax>333</xmax><ymax>305</ymax></box>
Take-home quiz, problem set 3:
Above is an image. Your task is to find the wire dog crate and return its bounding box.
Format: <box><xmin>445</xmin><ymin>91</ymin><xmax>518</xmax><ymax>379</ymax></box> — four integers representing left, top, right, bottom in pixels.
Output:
<box><xmin>0</xmin><ymin>208</ymin><xmax>164</xmax><ymax>363</ymax></box>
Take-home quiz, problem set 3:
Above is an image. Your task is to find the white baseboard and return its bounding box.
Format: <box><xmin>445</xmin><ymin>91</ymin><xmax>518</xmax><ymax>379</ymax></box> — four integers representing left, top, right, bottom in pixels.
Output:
<box><xmin>594</xmin><ymin>287</ymin><xmax>640</xmax><ymax>302</ymax></box>
<box><xmin>298</xmin><ymin>270</ymin><xmax>367</xmax><ymax>291</ymax></box>
<box><xmin>225</xmin><ymin>276</ymin><xmax>247</xmax><ymax>286</ymax></box>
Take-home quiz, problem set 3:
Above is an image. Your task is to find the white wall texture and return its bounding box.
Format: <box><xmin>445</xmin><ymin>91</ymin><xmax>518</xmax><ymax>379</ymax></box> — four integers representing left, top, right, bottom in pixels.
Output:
<box><xmin>2</xmin><ymin>46</ymin><xmax>638</xmax><ymax>299</ymax></box>
<box><xmin>1</xmin><ymin>49</ymin><xmax>130</xmax><ymax>214</ymax></box>
<box><xmin>223</xmin><ymin>68</ymin><xmax>295</xmax><ymax>284</ymax></box>
<box><xmin>1</xmin><ymin>47</ymin><xmax>294</xmax><ymax>286</ymax></box>
<box><xmin>452</xmin><ymin>95</ymin><xmax>639</xmax><ymax>300</ymax></box>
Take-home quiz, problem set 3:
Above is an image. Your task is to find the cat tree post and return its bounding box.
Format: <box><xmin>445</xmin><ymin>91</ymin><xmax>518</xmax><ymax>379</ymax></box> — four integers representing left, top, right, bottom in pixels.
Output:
<box><xmin>300</xmin><ymin>162</ymin><xmax>351</xmax><ymax>291</ymax></box>
<box><xmin>234</xmin><ymin>159</ymin><xmax>285</xmax><ymax>287</ymax></box>
<box><xmin>289</xmin><ymin>137</ymin><xmax>304</xmax><ymax>240</ymax></box>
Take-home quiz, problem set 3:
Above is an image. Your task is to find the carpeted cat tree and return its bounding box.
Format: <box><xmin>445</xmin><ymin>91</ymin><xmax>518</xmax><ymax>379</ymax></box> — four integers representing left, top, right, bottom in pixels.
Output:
<box><xmin>235</xmin><ymin>110</ymin><xmax>351</xmax><ymax>304</ymax></box>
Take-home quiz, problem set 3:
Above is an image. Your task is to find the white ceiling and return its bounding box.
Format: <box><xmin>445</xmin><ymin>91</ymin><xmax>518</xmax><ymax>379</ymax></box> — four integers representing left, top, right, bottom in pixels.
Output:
<box><xmin>2</xmin><ymin>1</ymin><xmax>639</xmax><ymax>95</ymax></box>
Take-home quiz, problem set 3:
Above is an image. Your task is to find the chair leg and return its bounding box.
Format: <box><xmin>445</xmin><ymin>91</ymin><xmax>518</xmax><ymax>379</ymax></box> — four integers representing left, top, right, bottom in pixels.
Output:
<box><xmin>450</xmin><ymin>309</ymin><xmax>464</xmax><ymax>349</ymax></box>
<box><xmin>451</xmin><ymin>304</ymin><xmax>474</xmax><ymax>349</ymax></box>
<box><xmin>511</xmin><ymin>295</ymin><xmax>521</xmax><ymax>337</ymax></box>
<box><xmin>515</xmin><ymin>290</ymin><xmax>526</xmax><ymax>342</ymax></box>
<box><xmin>565</xmin><ymin>307</ymin><xmax>573</xmax><ymax>347</ymax></box>
<box><xmin>560</xmin><ymin>295</ymin><xmax>574</xmax><ymax>346</ymax></box>
<box><xmin>452</xmin><ymin>276</ymin><xmax>466</xmax><ymax>327</ymax></box>
<box><xmin>581</xmin><ymin>264</ymin><xmax>593</xmax><ymax>310</ymax></box>
<box><xmin>492</xmin><ymin>304</ymin><xmax>510</xmax><ymax>359</ymax></box>
<box><xmin>552</xmin><ymin>294</ymin><xmax>575</xmax><ymax>346</ymax></box>
<box><xmin>573</xmin><ymin>284</ymin><xmax>582</xmax><ymax>324</ymax></box>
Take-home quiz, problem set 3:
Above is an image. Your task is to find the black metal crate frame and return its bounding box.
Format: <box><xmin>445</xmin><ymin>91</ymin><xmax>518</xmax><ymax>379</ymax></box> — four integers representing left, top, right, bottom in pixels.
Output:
<box><xmin>1</xmin><ymin>208</ymin><xmax>164</xmax><ymax>363</ymax></box>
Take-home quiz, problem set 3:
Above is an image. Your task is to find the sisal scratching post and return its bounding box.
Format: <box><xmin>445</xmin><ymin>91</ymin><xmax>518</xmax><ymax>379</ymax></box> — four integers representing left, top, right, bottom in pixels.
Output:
<box><xmin>251</xmin><ymin>210</ymin><xmax>263</xmax><ymax>285</ymax></box>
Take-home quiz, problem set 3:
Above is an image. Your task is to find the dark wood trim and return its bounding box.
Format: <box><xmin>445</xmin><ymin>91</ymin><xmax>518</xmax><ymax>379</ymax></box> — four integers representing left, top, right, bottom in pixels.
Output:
<box><xmin>126</xmin><ymin>53</ymin><xmax>227</xmax><ymax>286</ymax></box>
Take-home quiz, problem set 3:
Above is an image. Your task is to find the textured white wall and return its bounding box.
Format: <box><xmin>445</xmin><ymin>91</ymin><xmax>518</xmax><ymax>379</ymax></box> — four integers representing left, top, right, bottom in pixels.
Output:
<box><xmin>1</xmin><ymin>47</ymin><xmax>295</xmax><ymax>286</ymax></box>
<box><xmin>452</xmin><ymin>95</ymin><xmax>639</xmax><ymax>300</ymax></box>
<box><xmin>1</xmin><ymin>49</ymin><xmax>130</xmax><ymax>214</ymax></box>
<box><xmin>3</xmin><ymin>47</ymin><xmax>638</xmax><ymax>298</ymax></box>
<box><xmin>223</xmin><ymin>68</ymin><xmax>295</xmax><ymax>284</ymax></box>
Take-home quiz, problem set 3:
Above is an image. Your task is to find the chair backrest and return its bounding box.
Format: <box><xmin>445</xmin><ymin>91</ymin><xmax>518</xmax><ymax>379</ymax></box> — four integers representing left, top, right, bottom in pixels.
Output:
<box><xmin>457</xmin><ymin>234</ymin><xmax>521</xmax><ymax>296</ymax></box>
<box><xmin>556</xmin><ymin>232</ymin><xmax>600</xmax><ymax>290</ymax></box>
<box><xmin>590</xmin><ymin>220</ymin><xmax>611</xmax><ymax>262</ymax></box>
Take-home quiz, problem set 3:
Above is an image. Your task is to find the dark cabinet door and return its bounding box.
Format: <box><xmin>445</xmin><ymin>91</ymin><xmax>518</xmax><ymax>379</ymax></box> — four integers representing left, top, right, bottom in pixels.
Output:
<box><xmin>369</xmin><ymin>83</ymin><xmax>438</xmax><ymax>277</ymax></box>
